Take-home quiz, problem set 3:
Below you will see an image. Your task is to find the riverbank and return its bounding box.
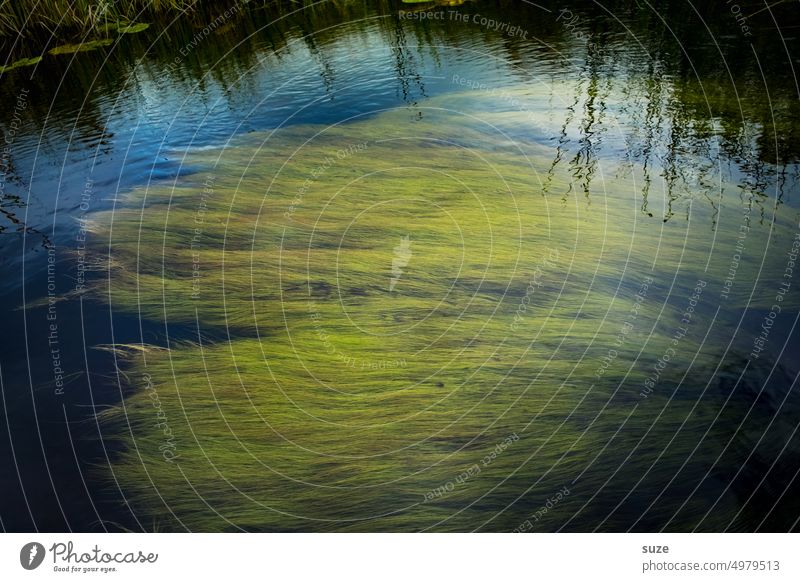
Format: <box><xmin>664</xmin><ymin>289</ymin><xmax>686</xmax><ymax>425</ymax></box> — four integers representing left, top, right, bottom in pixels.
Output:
<box><xmin>0</xmin><ymin>0</ymin><xmax>268</xmax><ymax>58</ymax></box>
<box><xmin>1</xmin><ymin>0</ymin><xmax>797</xmax><ymax>65</ymax></box>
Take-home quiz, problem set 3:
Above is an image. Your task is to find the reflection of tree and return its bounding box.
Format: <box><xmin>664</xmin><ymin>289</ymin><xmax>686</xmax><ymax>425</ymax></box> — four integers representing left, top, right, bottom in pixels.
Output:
<box><xmin>542</xmin><ymin>74</ymin><xmax>580</xmax><ymax>203</ymax></box>
<box><xmin>388</xmin><ymin>11</ymin><xmax>427</xmax><ymax>112</ymax></box>
<box><xmin>297</xmin><ymin>16</ymin><xmax>337</xmax><ymax>99</ymax></box>
<box><xmin>567</xmin><ymin>36</ymin><xmax>609</xmax><ymax>202</ymax></box>
<box><xmin>1</xmin><ymin>0</ymin><xmax>797</xmax><ymax>234</ymax></box>
<box><xmin>503</xmin><ymin>0</ymin><xmax>800</xmax><ymax>225</ymax></box>
<box><xmin>624</xmin><ymin>58</ymin><xmax>667</xmax><ymax>219</ymax></box>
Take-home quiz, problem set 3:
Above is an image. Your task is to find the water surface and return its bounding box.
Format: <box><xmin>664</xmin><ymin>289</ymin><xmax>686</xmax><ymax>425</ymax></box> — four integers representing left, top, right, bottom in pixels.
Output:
<box><xmin>1</xmin><ymin>0</ymin><xmax>799</xmax><ymax>532</ymax></box>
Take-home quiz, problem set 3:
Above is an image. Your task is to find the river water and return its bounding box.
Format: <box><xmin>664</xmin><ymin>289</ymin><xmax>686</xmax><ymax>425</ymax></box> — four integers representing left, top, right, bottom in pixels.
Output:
<box><xmin>1</xmin><ymin>0</ymin><xmax>799</xmax><ymax>532</ymax></box>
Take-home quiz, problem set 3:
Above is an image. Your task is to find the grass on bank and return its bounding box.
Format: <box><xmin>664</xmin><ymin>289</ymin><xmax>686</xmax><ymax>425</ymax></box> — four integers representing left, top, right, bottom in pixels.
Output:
<box><xmin>0</xmin><ymin>0</ymin><xmax>187</xmax><ymax>39</ymax></box>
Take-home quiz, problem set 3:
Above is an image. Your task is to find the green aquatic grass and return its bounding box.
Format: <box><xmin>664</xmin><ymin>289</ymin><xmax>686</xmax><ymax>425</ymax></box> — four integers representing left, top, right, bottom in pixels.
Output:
<box><xmin>0</xmin><ymin>54</ymin><xmax>41</xmax><ymax>72</ymax></box>
<box><xmin>48</xmin><ymin>38</ymin><xmax>115</xmax><ymax>55</ymax></box>
<box><xmin>118</xmin><ymin>22</ymin><xmax>150</xmax><ymax>34</ymax></box>
<box><xmin>91</xmin><ymin>90</ymin><xmax>799</xmax><ymax>531</ymax></box>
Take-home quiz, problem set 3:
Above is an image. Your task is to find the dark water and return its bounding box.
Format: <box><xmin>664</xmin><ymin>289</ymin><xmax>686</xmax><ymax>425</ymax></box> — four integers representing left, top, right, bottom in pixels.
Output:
<box><xmin>1</xmin><ymin>0</ymin><xmax>799</xmax><ymax>531</ymax></box>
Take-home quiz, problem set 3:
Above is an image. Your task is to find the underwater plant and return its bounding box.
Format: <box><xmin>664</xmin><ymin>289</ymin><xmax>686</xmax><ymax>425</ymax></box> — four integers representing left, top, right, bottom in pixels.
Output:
<box><xmin>90</xmin><ymin>90</ymin><xmax>800</xmax><ymax>531</ymax></box>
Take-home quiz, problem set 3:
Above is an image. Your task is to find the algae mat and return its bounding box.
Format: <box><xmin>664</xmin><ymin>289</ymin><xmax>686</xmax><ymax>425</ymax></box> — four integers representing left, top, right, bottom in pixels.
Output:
<box><xmin>90</xmin><ymin>92</ymin><xmax>800</xmax><ymax>531</ymax></box>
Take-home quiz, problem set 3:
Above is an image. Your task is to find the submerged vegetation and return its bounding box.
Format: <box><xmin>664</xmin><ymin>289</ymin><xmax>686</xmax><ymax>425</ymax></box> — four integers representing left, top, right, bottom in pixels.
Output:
<box><xmin>90</xmin><ymin>91</ymin><xmax>800</xmax><ymax>531</ymax></box>
<box><xmin>2</xmin><ymin>0</ymin><xmax>797</xmax><ymax>532</ymax></box>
